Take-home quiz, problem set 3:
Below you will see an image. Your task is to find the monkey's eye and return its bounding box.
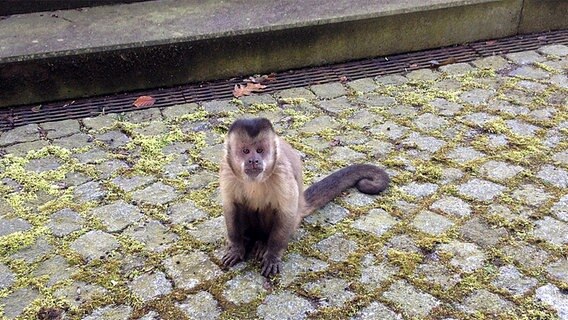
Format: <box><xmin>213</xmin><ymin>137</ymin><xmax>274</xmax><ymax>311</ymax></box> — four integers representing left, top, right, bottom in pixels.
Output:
<box><xmin>256</xmin><ymin>148</ymin><xmax>263</xmax><ymax>154</ymax></box>
<box><xmin>243</xmin><ymin>148</ymin><xmax>250</xmax><ymax>154</ymax></box>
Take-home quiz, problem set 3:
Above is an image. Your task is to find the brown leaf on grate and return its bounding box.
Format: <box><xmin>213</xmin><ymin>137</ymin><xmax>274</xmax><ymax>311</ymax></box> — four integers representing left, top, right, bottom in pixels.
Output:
<box><xmin>339</xmin><ymin>75</ymin><xmax>349</xmax><ymax>83</ymax></box>
<box><xmin>133</xmin><ymin>95</ymin><xmax>156</xmax><ymax>108</ymax></box>
<box><xmin>233</xmin><ymin>83</ymin><xmax>267</xmax><ymax>98</ymax></box>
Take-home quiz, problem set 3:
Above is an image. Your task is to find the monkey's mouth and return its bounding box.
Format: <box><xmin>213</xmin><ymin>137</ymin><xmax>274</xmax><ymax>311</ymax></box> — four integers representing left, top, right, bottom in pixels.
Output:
<box><xmin>244</xmin><ymin>168</ymin><xmax>263</xmax><ymax>177</ymax></box>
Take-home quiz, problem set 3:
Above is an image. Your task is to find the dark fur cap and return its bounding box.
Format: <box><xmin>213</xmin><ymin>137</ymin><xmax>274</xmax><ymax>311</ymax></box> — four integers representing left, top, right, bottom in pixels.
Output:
<box><xmin>228</xmin><ymin>118</ymin><xmax>274</xmax><ymax>138</ymax></box>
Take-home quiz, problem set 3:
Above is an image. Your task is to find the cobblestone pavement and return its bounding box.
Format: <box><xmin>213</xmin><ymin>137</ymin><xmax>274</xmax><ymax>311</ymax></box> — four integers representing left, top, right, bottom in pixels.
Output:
<box><xmin>1</xmin><ymin>45</ymin><xmax>567</xmax><ymax>320</ymax></box>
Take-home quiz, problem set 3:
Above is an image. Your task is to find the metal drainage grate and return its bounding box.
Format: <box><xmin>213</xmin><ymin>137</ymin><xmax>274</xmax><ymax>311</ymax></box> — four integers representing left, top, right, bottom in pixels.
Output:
<box><xmin>1</xmin><ymin>29</ymin><xmax>567</xmax><ymax>131</ymax></box>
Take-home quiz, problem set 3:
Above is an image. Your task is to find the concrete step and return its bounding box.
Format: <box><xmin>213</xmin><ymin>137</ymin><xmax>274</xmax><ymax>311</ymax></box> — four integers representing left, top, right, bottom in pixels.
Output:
<box><xmin>0</xmin><ymin>0</ymin><xmax>566</xmax><ymax>107</ymax></box>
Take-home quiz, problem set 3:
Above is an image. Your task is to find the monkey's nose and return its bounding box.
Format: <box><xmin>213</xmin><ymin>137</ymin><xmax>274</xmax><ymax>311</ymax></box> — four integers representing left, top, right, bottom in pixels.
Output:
<box><xmin>248</xmin><ymin>159</ymin><xmax>259</xmax><ymax>164</ymax></box>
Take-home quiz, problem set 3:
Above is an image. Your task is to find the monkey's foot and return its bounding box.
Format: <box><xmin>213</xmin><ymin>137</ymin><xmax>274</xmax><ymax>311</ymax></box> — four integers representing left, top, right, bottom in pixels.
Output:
<box><xmin>252</xmin><ymin>241</ymin><xmax>267</xmax><ymax>261</ymax></box>
<box><xmin>222</xmin><ymin>245</ymin><xmax>245</xmax><ymax>267</ymax></box>
<box><xmin>261</xmin><ymin>254</ymin><xmax>282</xmax><ymax>277</ymax></box>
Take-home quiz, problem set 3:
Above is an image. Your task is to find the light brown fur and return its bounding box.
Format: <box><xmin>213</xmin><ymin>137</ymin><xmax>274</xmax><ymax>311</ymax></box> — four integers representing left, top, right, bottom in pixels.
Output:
<box><xmin>220</xmin><ymin>118</ymin><xmax>389</xmax><ymax>276</ymax></box>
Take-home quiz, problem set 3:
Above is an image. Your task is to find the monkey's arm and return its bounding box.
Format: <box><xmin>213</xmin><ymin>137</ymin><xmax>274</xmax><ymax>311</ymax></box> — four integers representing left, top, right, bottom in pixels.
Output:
<box><xmin>221</xmin><ymin>202</ymin><xmax>246</xmax><ymax>267</ymax></box>
<box><xmin>261</xmin><ymin>209</ymin><xmax>297</xmax><ymax>276</ymax></box>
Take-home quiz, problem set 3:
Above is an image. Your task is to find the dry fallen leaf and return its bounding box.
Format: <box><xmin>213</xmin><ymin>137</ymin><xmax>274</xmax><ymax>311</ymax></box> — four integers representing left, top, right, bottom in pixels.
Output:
<box><xmin>133</xmin><ymin>95</ymin><xmax>155</xmax><ymax>108</ymax></box>
<box><xmin>485</xmin><ymin>40</ymin><xmax>497</xmax><ymax>45</ymax></box>
<box><xmin>233</xmin><ymin>83</ymin><xmax>267</xmax><ymax>98</ymax></box>
<box><xmin>31</xmin><ymin>105</ymin><xmax>42</xmax><ymax>112</ymax></box>
<box><xmin>339</xmin><ymin>76</ymin><xmax>348</xmax><ymax>83</ymax></box>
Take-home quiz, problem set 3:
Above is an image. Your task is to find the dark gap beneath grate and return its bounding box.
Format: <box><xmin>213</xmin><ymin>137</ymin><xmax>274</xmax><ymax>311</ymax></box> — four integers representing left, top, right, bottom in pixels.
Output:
<box><xmin>1</xmin><ymin>29</ymin><xmax>567</xmax><ymax>131</ymax></box>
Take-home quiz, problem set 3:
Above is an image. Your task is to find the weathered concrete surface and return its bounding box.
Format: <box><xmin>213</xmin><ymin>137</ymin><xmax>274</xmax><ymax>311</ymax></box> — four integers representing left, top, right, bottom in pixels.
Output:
<box><xmin>1</xmin><ymin>0</ymin><xmax>565</xmax><ymax>107</ymax></box>
<box><xmin>0</xmin><ymin>46</ymin><xmax>567</xmax><ymax>319</ymax></box>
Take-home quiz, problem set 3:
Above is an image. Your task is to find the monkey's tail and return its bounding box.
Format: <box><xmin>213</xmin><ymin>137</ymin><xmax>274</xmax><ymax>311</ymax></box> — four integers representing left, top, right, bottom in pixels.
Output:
<box><xmin>303</xmin><ymin>164</ymin><xmax>389</xmax><ymax>216</ymax></box>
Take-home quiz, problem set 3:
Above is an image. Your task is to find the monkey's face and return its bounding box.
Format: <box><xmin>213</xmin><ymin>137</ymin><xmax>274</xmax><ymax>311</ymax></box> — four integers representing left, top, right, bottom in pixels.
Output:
<box><xmin>227</xmin><ymin>134</ymin><xmax>276</xmax><ymax>182</ymax></box>
<box><xmin>225</xmin><ymin>118</ymin><xmax>278</xmax><ymax>182</ymax></box>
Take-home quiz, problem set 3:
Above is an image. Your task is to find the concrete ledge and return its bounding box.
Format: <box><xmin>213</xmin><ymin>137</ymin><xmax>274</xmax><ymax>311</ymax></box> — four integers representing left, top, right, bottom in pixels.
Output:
<box><xmin>0</xmin><ymin>0</ymin><xmax>566</xmax><ymax>107</ymax></box>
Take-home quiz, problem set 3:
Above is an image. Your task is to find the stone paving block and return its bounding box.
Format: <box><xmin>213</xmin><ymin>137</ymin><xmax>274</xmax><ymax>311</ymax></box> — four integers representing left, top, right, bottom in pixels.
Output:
<box><xmin>502</xmin><ymin>243</ymin><xmax>550</xmax><ymax>269</ymax></box>
<box><xmin>91</xmin><ymin>200</ymin><xmax>143</xmax><ymax>232</ymax></box>
<box><xmin>164</xmin><ymin>252</ymin><xmax>221</xmax><ymax>290</ymax></box>
<box><xmin>318</xmin><ymin>96</ymin><xmax>352</xmax><ymax>114</ymax></box>
<box><xmin>430</xmin><ymin>98</ymin><xmax>462</xmax><ymax>116</ymax></box>
<box><xmin>460</xmin><ymin>217</ymin><xmax>507</xmax><ymax>248</ymax></box>
<box><xmin>430</xmin><ymin>196</ymin><xmax>471</xmax><ymax>217</ymax></box>
<box><xmin>414</xmin><ymin>113</ymin><xmax>448</xmax><ymax>131</ymax></box>
<box><xmin>187</xmin><ymin>216</ymin><xmax>225</xmax><ymax>244</ymax></box>
<box><xmin>129</xmin><ymin>271</ymin><xmax>172</xmax><ymax>302</ymax></box>
<box><xmin>351</xmin><ymin>302</ymin><xmax>402</xmax><ymax>320</ymax></box>
<box><xmin>0</xmin><ymin>263</ymin><xmax>15</xmax><ymax>289</ymax></box>
<box><xmin>257</xmin><ymin>291</ymin><xmax>314</xmax><ymax>320</ymax></box>
<box><xmin>509</xmin><ymin>66</ymin><xmax>549</xmax><ymax>79</ymax></box>
<box><xmin>348</xmin><ymin>109</ymin><xmax>383</xmax><ymax>128</ymax></box>
<box><xmin>10</xmin><ymin>237</ymin><xmax>54</xmax><ymax>263</ymax></box>
<box><xmin>462</xmin><ymin>112</ymin><xmax>498</xmax><ymax>127</ymax></box>
<box><xmin>167</xmin><ymin>199</ymin><xmax>208</xmax><ymax>225</ymax></box>
<box><xmin>511</xmin><ymin>184</ymin><xmax>550</xmax><ymax>207</ymax></box>
<box><xmin>314</xmin><ymin>233</ymin><xmax>358</xmax><ymax>262</ymax></box>
<box><xmin>460</xmin><ymin>88</ymin><xmax>494</xmax><ymax>105</ymax></box>
<box><xmin>439</xmin><ymin>62</ymin><xmax>474</xmax><ymax>75</ymax></box>
<box><xmin>458</xmin><ymin>289</ymin><xmax>514</xmax><ymax>315</ymax></box>
<box><xmin>82</xmin><ymin>114</ymin><xmax>118</xmax><ymax>131</ymax></box>
<box><xmin>505</xmin><ymin>50</ymin><xmax>545</xmax><ymax>64</ymax></box>
<box><xmin>538</xmin><ymin>44</ymin><xmax>568</xmax><ymax>56</ymax></box>
<box><xmin>416</xmin><ymin>261</ymin><xmax>461</xmax><ymax>289</ymax></box>
<box><xmin>74</xmin><ymin>181</ymin><xmax>107</xmax><ymax>203</ymax></box>
<box><xmin>4</xmin><ymin>139</ymin><xmax>50</xmax><ymax>157</ymax></box>
<box><xmin>96</xmin><ymin>130</ymin><xmax>131</xmax><ymax>148</ymax></box>
<box><xmin>547</xmin><ymin>258</ymin><xmax>568</xmax><ymax>283</ymax></box>
<box><xmin>535</xmin><ymin>284</ymin><xmax>568</xmax><ymax>320</ymax></box>
<box><xmin>505</xmin><ymin>119</ymin><xmax>540</xmax><ymax>137</ymax></box>
<box><xmin>0</xmin><ymin>217</ymin><xmax>31</xmax><ymax>236</ymax></box>
<box><xmin>402</xmin><ymin>132</ymin><xmax>446</xmax><ymax>153</ymax></box>
<box><xmin>302</xmin><ymin>277</ymin><xmax>355</xmax><ymax>307</ymax></box>
<box><xmin>122</xmin><ymin>108</ymin><xmax>162</xmax><ymax>123</ymax></box>
<box><xmin>83</xmin><ymin>305</ymin><xmax>132</xmax><ymax>320</ymax></box>
<box><xmin>330</xmin><ymin>146</ymin><xmax>366</xmax><ymax>162</ymax></box>
<box><xmin>54</xmin><ymin>281</ymin><xmax>107</xmax><ymax>308</ymax></box>
<box><xmin>537</xmin><ymin>164</ymin><xmax>568</xmax><ymax>188</ymax></box>
<box><xmin>478</xmin><ymin>160</ymin><xmax>523</xmax><ymax>181</ymax></box>
<box><xmin>550</xmin><ymin>74</ymin><xmax>568</xmax><ymax>89</ymax></box>
<box><xmin>0</xmin><ymin>287</ymin><xmax>41</xmax><ymax>319</ymax></box>
<box><xmin>276</xmin><ymin>87</ymin><xmax>316</xmax><ymax>100</ymax></box>
<box><xmin>357</xmin><ymin>94</ymin><xmax>397</xmax><ymax>107</ymax></box>
<box><xmin>111</xmin><ymin>175</ymin><xmax>155</xmax><ymax>192</ymax></box>
<box><xmin>382</xmin><ymin>280</ymin><xmax>440</xmax><ymax>318</ymax></box>
<box><xmin>223</xmin><ymin>271</ymin><xmax>267</xmax><ymax>304</ymax></box>
<box><xmin>161</xmin><ymin>102</ymin><xmax>199</xmax><ymax>119</ymax></box>
<box><xmin>532</xmin><ymin>216</ymin><xmax>568</xmax><ymax>245</ymax></box>
<box><xmin>52</xmin><ymin>132</ymin><xmax>92</xmax><ymax>149</ymax></box>
<box><xmin>411</xmin><ymin>210</ymin><xmax>454</xmax><ymax>236</ymax></box>
<box><xmin>446</xmin><ymin>146</ymin><xmax>485</xmax><ymax>163</ymax></box>
<box><xmin>360</xmin><ymin>261</ymin><xmax>399</xmax><ymax>290</ymax></box>
<box><xmin>472</xmin><ymin>55</ymin><xmax>510</xmax><ymax>70</ymax></box>
<box><xmin>400</xmin><ymin>182</ymin><xmax>438</xmax><ymax>198</ymax></box>
<box><xmin>32</xmin><ymin>255</ymin><xmax>77</xmax><ymax>287</ymax></box>
<box><xmin>352</xmin><ymin>208</ymin><xmax>398</xmax><ymax>237</ymax></box>
<box><xmin>438</xmin><ymin>241</ymin><xmax>485</xmax><ymax>272</ymax></box>
<box><xmin>177</xmin><ymin>291</ymin><xmax>221</xmax><ymax>319</ymax></box>
<box><xmin>131</xmin><ymin>182</ymin><xmax>178</xmax><ymax>205</ymax></box>
<box><xmin>310</xmin><ymin>82</ymin><xmax>347</xmax><ymax>99</ymax></box>
<box><xmin>96</xmin><ymin>159</ymin><xmax>129</xmax><ymax>179</ymax></box>
<box><xmin>343</xmin><ymin>190</ymin><xmax>377</xmax><ymax>207</ymax></box>
<box><xmin>370</xmin><ymin>121</ymin><xmax>408</xmax><ymax>139</ymax></box>
<box><xmin>458</xmin><ymin>178</ymin><xmax>505</xmax><ymax>202</ymax></box>
<box><xmin>347</xmin><ymin>78</ymin><xmax>377</xmax><ymax>93</ymax></box>
<box><xmin>125</xmin><ymin>220</ymin><xmax>178</xmax><ymax>252</ymax></box>
<box><xmin>40</xmin><ymin>119</ymin><xmax>81</xmax><ymax>139</ymax></box>
<box><xmin>24</xmin><ymin>156</ymin><xmax>62</xmax><ymax>173</ymax></box>
<box><xmin>375</xmin><ymin>74</ymin><xmax>408</xmax><ymax>85</ymax></box>
<box><xmin>551</xmin><ymin>195</ymin><xmax>568</xmax><ymax>222</ymax></box>
<box><xmin>0</xmin><ymin>124</ymin><xmax>39</xmax><ymax>146</ymax></box>
<box><xmin>70</xmin><ymin>230</ymin><xmax>119</xmax><ymax>262</ymax></box>
<box><xmin>491</xmin><ymin>265</ymin><xmax>537</xmax><ymax>296</ymax></box>
<box><xmin>202</xmin><ymin>99</ymin><xmax>239</xmax><ymax>114</ymax></box>
<box><xmin>305</xmin><ymin>202</ymin><xmax>348</xmax><ymax>227</ymax></box>
<box><xmin>74</xmin><ymin>148</ymin><xmax>108</xmax><ymax>164</ymax></box>
<box><xmin>133</xmin><ymin>121</ymin><xmax>169</xmax><ymax>136</ymax></box>
<box><xmin>280</xmin><ymin>254</ymin><xmax>328</xmax><ymax>286</ymax></box>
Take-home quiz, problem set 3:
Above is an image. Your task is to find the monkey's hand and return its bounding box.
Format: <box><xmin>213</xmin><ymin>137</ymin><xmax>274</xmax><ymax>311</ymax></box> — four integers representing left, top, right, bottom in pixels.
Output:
<box><xmin>261</xmin><ymin>253</ymin><xmax>281</xmax><ymax>277</ymax></box>
<box><xmin>222</xmin><ymin>245</ymin><xmax>245</xmax><ymax>267</ymax></box>
<box><xmin>252</xmin><ymin>241</ymin><xmax>267</xmax><ymax>261</ymax></box>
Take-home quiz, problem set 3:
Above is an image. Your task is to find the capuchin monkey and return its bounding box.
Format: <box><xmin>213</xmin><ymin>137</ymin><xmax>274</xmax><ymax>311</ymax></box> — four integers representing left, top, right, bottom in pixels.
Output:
<box><xmin>220</xmin><ymin>118</ymin><xmax>389</xmax><ymax>276</ymax></box>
